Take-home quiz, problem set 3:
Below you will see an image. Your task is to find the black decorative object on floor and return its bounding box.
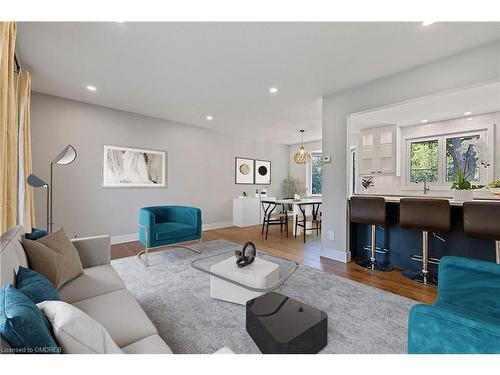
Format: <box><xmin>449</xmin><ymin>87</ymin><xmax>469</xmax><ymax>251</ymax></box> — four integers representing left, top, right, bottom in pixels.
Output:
<box><xmin>235</xmin><ymin>241</ymin><xmax>256</xmax><ymax>268</ymax></box>
<box><xmin>246</xmin><ymin>292</ymin><xmax>327</xmax><ymax>354</ymax></box>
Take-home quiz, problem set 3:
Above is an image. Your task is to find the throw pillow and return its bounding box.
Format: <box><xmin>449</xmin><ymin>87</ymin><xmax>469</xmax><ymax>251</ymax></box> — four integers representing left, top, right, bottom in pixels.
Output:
<box><xmin>16</xmin><ymin>266</ymin><xmax>60</xmax><ymax>304</ymax></box>
<box><xmin>22</xmin><ymin>227</ymin><xmax>83</xmax><ymax>289</ymax></box>
<box><xmin>0</xmin><ymin>284</ymin><xmax>60</xmax><ymax>354</ymax></box>
<box><xmin>25</xmin><ymin>227</ymin><xmax>49</xmax><ymax>240</ymax></box>
<box><xmin>37</xmin><ymin>301</ymin><xmax>123</xmax><ymax>354</ymax></box>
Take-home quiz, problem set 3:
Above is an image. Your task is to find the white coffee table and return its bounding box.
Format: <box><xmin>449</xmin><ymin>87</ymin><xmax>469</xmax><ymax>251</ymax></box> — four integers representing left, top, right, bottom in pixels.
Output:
<box><xmin>191</xmin><ymin>250</ymin><xmax>298</xmax><ymax>305</ymax></box>
<box><xmin>210</xmin><ymin>257</ymin><xmax>279</xmax><ymax>305</ymax></box>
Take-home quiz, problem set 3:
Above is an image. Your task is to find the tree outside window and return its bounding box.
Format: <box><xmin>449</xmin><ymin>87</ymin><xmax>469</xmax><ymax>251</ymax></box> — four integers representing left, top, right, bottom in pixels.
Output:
<box><xmin>410</xmin><ymin>140</ymin><xmax>438</xmax><ymax>183</ymax></box>
<box><xmin>446</xmin><ymin>135</ymin><xmax>480</xmax><ymax>182</ymax></box>
<box><xmin>311</xmin><ymin>153</ymin><xmax>322</xmax><ymax>195</ymax></box>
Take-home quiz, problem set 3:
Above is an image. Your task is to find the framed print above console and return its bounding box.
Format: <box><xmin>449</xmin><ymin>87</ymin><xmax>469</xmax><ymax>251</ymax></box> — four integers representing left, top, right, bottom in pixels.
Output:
<box><xmin>255</xmin><ymin>159</ymin><xmax>271</xmax><ymax>185</ymax></box>
<box><xmin>235</xmin><ymin>157</ymin><xmax>255</xmax><ymax>184</ymax></box>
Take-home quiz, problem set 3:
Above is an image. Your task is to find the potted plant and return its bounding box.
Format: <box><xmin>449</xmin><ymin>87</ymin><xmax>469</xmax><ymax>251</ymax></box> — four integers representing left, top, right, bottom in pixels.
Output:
<box><xmin>488</xmin><ymin>180</ymin><xmax>500</xmax><ymax>197</ymax></box>
<box><xmin>281</xmin><ymin>177</ymin><xmax>300</xmax><ymax>198</ymax></box>
<box><xmin>451</xmin><ymin>170</ymin><xmax>474</xmax><ymax>201</ymax></box>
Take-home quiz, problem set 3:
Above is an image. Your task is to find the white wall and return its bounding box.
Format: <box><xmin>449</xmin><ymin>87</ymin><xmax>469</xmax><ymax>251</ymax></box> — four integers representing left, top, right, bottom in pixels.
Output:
<box><xmin>321</xmin><ymin>41</ymin><xmax>500</xmax><ymax>262</ymax></box>
<box><xmin>30</xmin><ymin>93</ymin><xmax>290</xmax><ymax>240</ymax></box>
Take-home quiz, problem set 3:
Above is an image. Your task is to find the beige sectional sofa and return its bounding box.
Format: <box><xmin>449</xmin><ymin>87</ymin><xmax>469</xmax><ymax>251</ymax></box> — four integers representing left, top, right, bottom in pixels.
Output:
<box><xmin>1</xmin><ymin>225</ymin><xmax>173</xmax><ymax>354</ymax></box>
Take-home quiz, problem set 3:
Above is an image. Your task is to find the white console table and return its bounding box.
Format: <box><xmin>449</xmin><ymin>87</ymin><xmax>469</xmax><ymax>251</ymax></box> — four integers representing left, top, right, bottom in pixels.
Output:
<box><xmin>232</xmin><ymin>197</ymin><xmax>276</xmax><ymax>227</ymax></box>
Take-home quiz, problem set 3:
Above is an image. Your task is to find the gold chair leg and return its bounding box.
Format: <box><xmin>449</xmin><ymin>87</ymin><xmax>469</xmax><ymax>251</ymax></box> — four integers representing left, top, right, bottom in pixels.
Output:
<box><xmin>136</xmin><ymin>247</ymin><xmax>150</xmax><ymax>267</ymax></box>
<box><xmin>137</xmin><ymin>241</ymin><xmax>201</xmax><ymax>267</ymax></box>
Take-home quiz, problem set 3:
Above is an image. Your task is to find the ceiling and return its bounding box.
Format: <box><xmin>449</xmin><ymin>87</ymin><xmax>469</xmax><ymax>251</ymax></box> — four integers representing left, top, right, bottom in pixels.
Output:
<box><xmin>17</xmin><ymin>22</ymin><xmax>500</xmax><ymax>144</ymax></box>
<box><xmin>350</xmin><ymin>81</ymin><xmax>500</xmax><ymax>132</ymax></box>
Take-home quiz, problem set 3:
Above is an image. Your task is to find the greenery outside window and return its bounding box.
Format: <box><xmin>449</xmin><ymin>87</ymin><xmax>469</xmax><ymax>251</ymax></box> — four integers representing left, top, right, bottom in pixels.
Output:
<box><xmin>310</xmin><ymin>153</ymin><xmax>322</xmax><ymax>195</ymax></box>
<box><xmin>446</xmin><ymin>135</ymin><xmax>480</xmax><ymax>182</ymax></box>
<box><xmin>410</xmin><ymin>140</ymin><xmax>438</xmax><ymax>183</ymax></box>
<box><xmin>406</xmin><ymin>130</ymin><xmax>487</xmax><ymax>188</ymax></box>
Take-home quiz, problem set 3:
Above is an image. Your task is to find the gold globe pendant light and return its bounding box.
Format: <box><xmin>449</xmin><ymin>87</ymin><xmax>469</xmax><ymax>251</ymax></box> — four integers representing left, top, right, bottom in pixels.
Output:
<box><xmin>294</xmin><ymin>129</ymin><xmax>311</xmax><ymax>164</ymax></box>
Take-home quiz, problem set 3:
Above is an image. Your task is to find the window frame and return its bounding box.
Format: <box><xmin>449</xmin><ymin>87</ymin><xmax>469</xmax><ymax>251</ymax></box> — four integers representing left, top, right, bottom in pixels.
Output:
<box><xmin>307</xmin><ymin>151</ymin><xmax>323</xmax><ymax>196</ymax></box>
<box><xmin>403</xmin><ymin>126</ymin><xmax>492</xmax><ymax>190</ymax></box>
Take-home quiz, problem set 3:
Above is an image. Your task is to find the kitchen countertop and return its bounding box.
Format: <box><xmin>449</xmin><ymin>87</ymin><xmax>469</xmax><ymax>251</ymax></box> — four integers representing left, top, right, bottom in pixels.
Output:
<box><xmin>349</xmin><ymin>194</ymin><xmax>500</xmax><ymax>206</ymax></box>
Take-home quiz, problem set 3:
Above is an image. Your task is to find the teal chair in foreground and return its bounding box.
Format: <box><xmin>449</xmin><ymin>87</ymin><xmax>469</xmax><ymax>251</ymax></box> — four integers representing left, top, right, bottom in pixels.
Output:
<box><xmin>138</xmin><ymin>206</ymin><xmax>202</xmax><ymax>266</ymax></box>
<box><xmin>408</xmin><ymin>256</ymin><xmax>500</xmax><ymax>354</ymax></box>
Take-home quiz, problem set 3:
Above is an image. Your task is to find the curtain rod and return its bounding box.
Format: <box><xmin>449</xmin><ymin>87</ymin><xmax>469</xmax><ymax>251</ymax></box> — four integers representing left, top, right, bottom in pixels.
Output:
<box><xmin>14</xmin><ymin>53</ymin><xmax>20</xmax><ymax>73</ymax></box>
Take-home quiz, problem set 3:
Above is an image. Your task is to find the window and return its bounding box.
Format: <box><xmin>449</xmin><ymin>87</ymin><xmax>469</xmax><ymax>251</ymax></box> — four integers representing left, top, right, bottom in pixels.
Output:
<box><xmin>410</xmin><ymin>140</ymin><xmax>438</xmax><ymax>183</ymax></box>
<box><xmin>311</xmin><ymin>153</ymin><xmax>322</xmax><ymax>195</ymax></box>
<box><xmin>446</xmin><ymin>135</ymin><xmax>480</xmax><ymax>182</ymax></box>
<box><xmin>406</xmin><ymin>130</ymin><xmax>487</xmax><ymax>187</ymax></box>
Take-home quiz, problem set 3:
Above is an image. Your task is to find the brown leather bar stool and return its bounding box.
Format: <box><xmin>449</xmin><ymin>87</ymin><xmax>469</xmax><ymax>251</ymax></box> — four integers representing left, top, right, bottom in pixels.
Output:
<box><xmin>463</xmin><ymin>201</ymin><xmax>500</xmax><ymax>264</ymax></box>
<box><xmin>350</xmin><ymin>196</ymin><xmax>393</xmax><ymax>272</ymax></box>
<box><xmin>399</xmin><ymin>198</ymin><xmax>451</xmax><ymax>285</ymax></box>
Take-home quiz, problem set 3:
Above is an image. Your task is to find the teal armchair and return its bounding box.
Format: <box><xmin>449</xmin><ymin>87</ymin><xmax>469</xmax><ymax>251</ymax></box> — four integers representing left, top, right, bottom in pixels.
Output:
<box><xmin>138</xmin><ymin>206</ymin><xmax>202</xmax><ymax>266</ymax></box>
<box><xmin>408</xmin><ymin>256</ymin><xmax>500</xmax><ymax>354</ymax></box>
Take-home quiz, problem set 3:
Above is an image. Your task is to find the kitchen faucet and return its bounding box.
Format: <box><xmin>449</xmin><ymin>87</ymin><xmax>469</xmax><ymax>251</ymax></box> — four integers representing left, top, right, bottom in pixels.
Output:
<box><xmin>416</xmin><ymin>175</ymin><xmax>430</xmax><ymax>195</ymax></box>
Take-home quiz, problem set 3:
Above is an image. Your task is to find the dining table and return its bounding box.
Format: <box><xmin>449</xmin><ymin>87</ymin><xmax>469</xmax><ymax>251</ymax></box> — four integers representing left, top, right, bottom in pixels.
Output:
<box><xmin>274</xmin><ymin>197</ymin><xmax>322</xmax><ymax>236</ymax></box>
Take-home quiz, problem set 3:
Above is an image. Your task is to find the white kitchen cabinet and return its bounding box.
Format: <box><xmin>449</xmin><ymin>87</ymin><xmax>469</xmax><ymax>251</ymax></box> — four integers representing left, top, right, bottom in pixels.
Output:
<box><xmin>358</xmin><ymin>125</ymin><xmax>397</xmax><ymax>175</ymax></box>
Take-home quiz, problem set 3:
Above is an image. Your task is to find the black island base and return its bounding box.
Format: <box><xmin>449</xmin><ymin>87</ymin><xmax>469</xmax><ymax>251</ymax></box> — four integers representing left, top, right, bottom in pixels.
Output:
<box><xmin>246</xmin><ymin>292</ymin><xmax>327</xmax><ymax>354</ymax></box>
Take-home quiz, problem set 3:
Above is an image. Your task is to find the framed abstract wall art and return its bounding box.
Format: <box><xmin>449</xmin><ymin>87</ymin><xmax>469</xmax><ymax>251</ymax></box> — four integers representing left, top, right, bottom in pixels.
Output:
<box><xmin>102</xmin><ymin>145</ymin><xmax>167</xmax><ymax>188</ymax></box>
<box><xmin>235</xmin><ymin>157</ymin><xmax>255</xmax><ymax>184</ymax></box>
<box><xmin>255</xmin><ymin>159</ymin><xmax>271</xmax><ymax>185</ymax></box>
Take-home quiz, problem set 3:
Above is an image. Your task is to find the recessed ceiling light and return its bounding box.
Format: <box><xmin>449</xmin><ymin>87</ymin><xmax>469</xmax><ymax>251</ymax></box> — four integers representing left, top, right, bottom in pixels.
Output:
<box><xmin>421</xmin><ymin>119</ymin><xmax>428</xmax><ymax>123</ymax></box>
<box><xmin>269</xmin><ymin>87</ymin><xmax>278</xmax><ymax>94</ymax></box>
<box><xmin>466</xmin><ymin>117</ymin><xmax>473</xmax><ymax>121</ymax></box>
<box><xmin>422</xmin><ymin>21</ymin><xmax>435</xmax><ymax>26</ymax></box>
<box><xmin>206</xmin><ymin>115</ymin><xmax>213</xmax><ymax>121</ymax></box>
<box><xmin>86</xmin><ymin>85</ymin><xmax>97</xmax><ymax>92</ymax></box>
<box><xmin>464</xmin><ymin>111</ymin><xmax>472</xmax><ymax>116</ymax></box>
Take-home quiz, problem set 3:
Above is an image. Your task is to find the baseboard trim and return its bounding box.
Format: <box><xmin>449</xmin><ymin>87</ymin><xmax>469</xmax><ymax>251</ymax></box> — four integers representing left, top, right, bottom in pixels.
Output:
<box><xmin>110</xmin><ymin>233</ymin><xmax>138</xmax><ymax>245</ymax></box>
<box><xmin>202</xmin><ymin>221</ymin><xmax>233</xmax><ymax>231</ymax></box>
<box><xmin>320</xmin><ymin>247</ymin><xmax>351</xmax><ymax>263</ymax></box>
<box><xmin>110</xmin><ymin>221</ymin><xmax>233</xmax><ymax>245</ymax></box>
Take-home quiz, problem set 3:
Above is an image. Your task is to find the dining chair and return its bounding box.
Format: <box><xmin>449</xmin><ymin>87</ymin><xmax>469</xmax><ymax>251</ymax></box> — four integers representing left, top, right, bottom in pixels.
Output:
<box><xmin>261</xmin><ymin>200</ymin><xmax>288</xmax><ymax>240</ymax></box>
<box><xmin>295</xmin><ymin>202</ymin><xmax>322</xmax><ymax>243</ymax></box>
<box><xmin>281</xmin><ymin>197</ymin><xmax>295</xmax><ymax>224</ymax></box>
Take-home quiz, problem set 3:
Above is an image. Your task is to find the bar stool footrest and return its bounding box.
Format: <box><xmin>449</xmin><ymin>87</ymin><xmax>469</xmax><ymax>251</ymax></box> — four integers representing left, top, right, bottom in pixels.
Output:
<box><xmin>362</xmin><ymin>245</ymin><xmax>390</xmax><ymax>255</ymax></box>
<box><xmin>410</xmin><ymin>254</ymin><xmax>440</xmax><ymax>265</ymax></box>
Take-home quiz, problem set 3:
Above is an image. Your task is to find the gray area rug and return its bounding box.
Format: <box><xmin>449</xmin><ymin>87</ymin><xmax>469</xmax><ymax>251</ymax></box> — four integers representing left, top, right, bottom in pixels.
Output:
<box><xmin>111</xmin><ymin>239</ymin><xmax>416</xmax><ymax>354</ymax></box>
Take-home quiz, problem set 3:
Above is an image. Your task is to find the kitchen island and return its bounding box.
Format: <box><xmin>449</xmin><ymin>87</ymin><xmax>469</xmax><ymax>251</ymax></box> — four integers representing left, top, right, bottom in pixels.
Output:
<box><xmin>348</xmin><ymin>195</ymin><xmax>499</xmax><ymax>274</ymax></box>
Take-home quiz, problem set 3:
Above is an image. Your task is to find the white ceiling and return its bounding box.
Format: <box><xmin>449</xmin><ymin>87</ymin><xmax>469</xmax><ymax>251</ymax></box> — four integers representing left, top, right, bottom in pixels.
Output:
<box><xmin>350</xmin><ymin>81</ymin><xmax>500</xmax><ymax>132</ymax></box>
<box><xmin>17</xmin><ymin>22</ymin><xmax>500</xmax><ymax>144</ymax></box>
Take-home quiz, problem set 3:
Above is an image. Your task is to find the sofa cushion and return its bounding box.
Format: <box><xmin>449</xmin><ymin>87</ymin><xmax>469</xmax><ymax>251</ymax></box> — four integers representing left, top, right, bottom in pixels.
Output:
<box><xmin>155</xmin><ymin>222</ymin><xmax>197</xmax><ymax>241</ymax></box>
<box><xmin>57</xmin><ymin>265</ymin><xmax>125</xmax><ymax>304</ymax></box>
<box><xmin>72</xmin><ymin>289</ymin><xmax>157</xmax><ymax>348</ymax></box>
<box><xmin>16</xmin><ymin>266</ymin><xmax>60</xmax><ymax>304</ymax></box>
<box><xmin>22</xmin><ymin>227</ymin><xmax>83</xmax><ymax>289</ymax></box>
<box><xmin>121</xmin><ymin>334</ymin><xmax>172</xmax><ymax>354</ymax></box>
<box><xmin>38</xmin><ymin>301</ymin><xmax>123</xmax><ymax>354</ymax></box>
<box><xmin>1</xmin><ymin>226</ymin><xmax>28</xmax><ymax>288</ymax></box>
<box><xmin>0</xmin><ymin>284</ymin><xmax>59</xmax><ymax>354</ymax></box>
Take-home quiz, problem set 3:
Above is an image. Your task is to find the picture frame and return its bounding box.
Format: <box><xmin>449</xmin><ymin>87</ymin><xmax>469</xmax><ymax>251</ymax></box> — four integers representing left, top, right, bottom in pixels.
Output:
<box><xmin>254</xmin><ymin>159</ymin><xmax>271</xmax><ymax>185</ymax></box>
<box><xmin>102</xmin><ymin>145</ymin><xmax>167</xmax><ymax>188</ymax></box>
<box><xmin>235</xmin><ymin>157</ymin><xmax>255</xmax><ymax>184</ymax></box>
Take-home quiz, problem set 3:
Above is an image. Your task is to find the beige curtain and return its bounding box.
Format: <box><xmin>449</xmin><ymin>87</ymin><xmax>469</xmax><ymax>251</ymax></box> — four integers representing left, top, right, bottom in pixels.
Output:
<box><xmin>17</xmin><ymin>69</ymin><xmax>35</xmax><ymax>229</ymax></box>
<box><xmin>0</xmin><ymin>22</ymin><xmax>18</xmax><ymax>234</ymax></box>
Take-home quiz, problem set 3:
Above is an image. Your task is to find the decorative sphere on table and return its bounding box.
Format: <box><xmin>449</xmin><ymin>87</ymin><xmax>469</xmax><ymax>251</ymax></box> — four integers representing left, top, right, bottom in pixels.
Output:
<box><xmin>235</xmin><ymin>242</ymin><xmax>256</xmax><ymax>268</ymax></box>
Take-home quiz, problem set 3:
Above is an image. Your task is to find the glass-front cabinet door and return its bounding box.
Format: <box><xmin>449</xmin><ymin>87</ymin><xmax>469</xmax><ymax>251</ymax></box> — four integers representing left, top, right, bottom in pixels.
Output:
<box><xmin>358</xmin><ymin>125</ymin><xmax>396</xmax><ymax>175</ymax></box>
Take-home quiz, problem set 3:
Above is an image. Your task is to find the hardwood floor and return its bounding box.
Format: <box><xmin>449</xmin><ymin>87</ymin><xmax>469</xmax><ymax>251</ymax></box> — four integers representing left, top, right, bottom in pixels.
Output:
<box><xmin>111</xmin><ymin>224</ymin><xmax>437</xmax><ymax>304</ymax></box>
